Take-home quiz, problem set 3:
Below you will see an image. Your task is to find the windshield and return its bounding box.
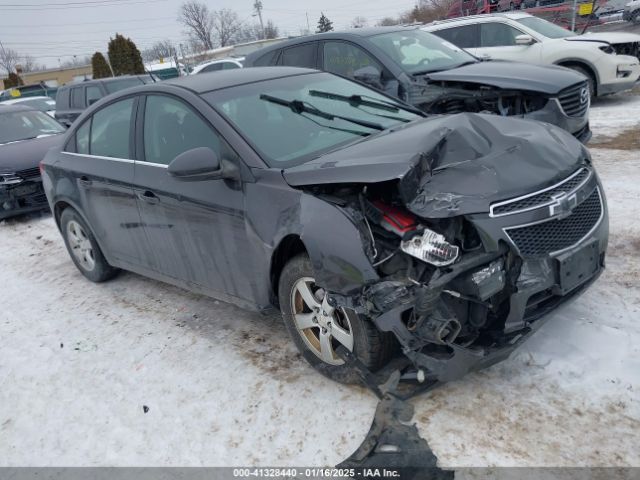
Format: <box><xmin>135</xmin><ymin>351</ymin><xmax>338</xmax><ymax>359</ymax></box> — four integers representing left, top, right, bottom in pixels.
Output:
<box><xmin>516</xmin><ymin>17</ymin><xmax>576</xmax><ymax>39</ymax></box>
<box><xmin>20</xmin><ymin>98</ymin><xmax>56</xmax><ymax>111</ymax></box>
<box><xmin>368</xmin><ymin>29</ymin><xmax>477</xmax><ymax>74</ymax></box>
<box><xmin>104</xmin><ymin>77</ymin><xmax>145</xmax><ymax>94</ymax></box>
<box><xmin>204</xmin><ymin>72</ymin><xmax>421</xmax><ymax>168</ymax></box>
<box><xmin>0</xmin><ymin>110</ymin><xmax>65</xmax><ymax>144</ymax></box>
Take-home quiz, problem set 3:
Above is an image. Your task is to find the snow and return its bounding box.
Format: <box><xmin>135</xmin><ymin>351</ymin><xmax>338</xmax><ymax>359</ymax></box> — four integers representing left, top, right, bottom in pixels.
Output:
<box><xmin>589</xmin><ymin>90</ymin><xmax>640</xmax><ymax>140</ymax></box>
<box><xmin>0</xmin><ymin>96</ymin><xmax>639</xmax><ymax>468</ymax></box>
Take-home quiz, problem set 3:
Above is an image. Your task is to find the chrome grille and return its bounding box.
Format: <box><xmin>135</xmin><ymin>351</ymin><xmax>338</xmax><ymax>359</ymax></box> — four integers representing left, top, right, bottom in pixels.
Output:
<box><xmin>558</xmin><ymin>81</ymin><xmax>589</xmax><ymax>117</ymax></box>
<box><xmin>491</xmin><ymin>167</ymin><xmax>590</xmax><ymax>217</ymax></box>
<box><xmin>505</xmin><ymin>188</ymin><xmax>603</xmax><ymax>257</ymax></box>
<box><xmin>17</xmin><ymin>167</ymin><xmax>41</xmax><ymax>179</ymax></box>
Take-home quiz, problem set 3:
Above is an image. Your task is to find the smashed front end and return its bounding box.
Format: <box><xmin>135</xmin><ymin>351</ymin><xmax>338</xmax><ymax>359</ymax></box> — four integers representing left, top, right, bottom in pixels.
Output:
<box><xmin>0</xmin><ymin>167</ymin><xmax>48</xmax><ymax>220</ymax></box>
<box><xmin>290</xmin><ymin>113</ymin><xmax>608</xmax><ymax>383</ymax></box>
<box><xmin>407</xmin><ymin>80</ymin><xmax>592</xmax><ymax>144</ymax></box>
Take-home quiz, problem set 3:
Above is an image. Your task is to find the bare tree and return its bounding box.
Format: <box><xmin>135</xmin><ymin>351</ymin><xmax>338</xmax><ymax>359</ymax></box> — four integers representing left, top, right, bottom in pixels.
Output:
<box><xmin>178</xmin><ymin>1</ymin><xmax>215</xmax><ymax>51</ymax></box>
<box><xmin>21</xmin><ymin>55</ymin><xmax>45</xmax><ymax>73</ymax></box>
<box><xmin>351</xmin><ymin>16</ymin><xmax>368</xmax><ymax>28</ymax></box>
<box><xmin>0</xmin><ymin>45</ymin><xmax>20</xmax><ymax>75</ymax></box>
<box><xmin>60</xmin><ymin>55</ymin><xmax>91</xmax><ymax>69</ymax></box>
<box><xmin>264</xmin><ymin>20</ymin><xmax>279</xmax><ymax>39</ymax></box>
<box><xmin>377</xmin><ymin>17</ymin><xmax>399</xmax><ymax>26</ymax></box>
<box><xmin>212</xmin><ymin>8</ymin><xmax>241</xmax><ymax>47</ymax></box>
<box><xmin>141</xmin><ymin>40</ymin><xmax>176</xmax><ymax>63</ymax></box>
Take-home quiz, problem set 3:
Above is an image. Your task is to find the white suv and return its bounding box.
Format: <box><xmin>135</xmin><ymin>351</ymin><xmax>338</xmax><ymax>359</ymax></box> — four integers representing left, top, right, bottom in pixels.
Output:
<box><xmin>423</xmin><ymin>13</ymin><xmax>640</xmax><ymax>97</ymax></box>
<box><xmin>623</xmin><ymin>0</ymin><xmax>640</xmax><ymax>24</ymax></box>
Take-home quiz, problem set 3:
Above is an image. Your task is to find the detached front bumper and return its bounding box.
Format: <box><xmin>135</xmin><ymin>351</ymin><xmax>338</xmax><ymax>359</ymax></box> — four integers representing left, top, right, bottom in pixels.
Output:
<box><xmin>361</xmin><ymin>166</ymin><xmax>608</xmax><ymax>382</ymax></box>
<box><xmin>0</xmin><ymin>179</ymin><xmax>49</xmax><ymax>220</ymax></box>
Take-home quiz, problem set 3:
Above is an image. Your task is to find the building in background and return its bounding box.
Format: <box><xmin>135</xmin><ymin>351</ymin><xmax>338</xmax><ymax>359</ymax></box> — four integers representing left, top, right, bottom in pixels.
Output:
<box><xmin>2</xmin><ymin>64</ymin><xmax>93</xmax><ymax>89</ymax></box>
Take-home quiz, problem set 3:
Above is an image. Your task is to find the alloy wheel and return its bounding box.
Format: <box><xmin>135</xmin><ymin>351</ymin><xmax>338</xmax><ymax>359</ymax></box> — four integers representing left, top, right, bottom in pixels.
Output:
<box><xmin>66</xmin><ymin>220</ymin><xmax>96</xmax><ymax>272</ymax></box>
<box><xmin>290</xmin><ymin>277</ymin><xmax>354</xmax><ymax>366</ymax></box>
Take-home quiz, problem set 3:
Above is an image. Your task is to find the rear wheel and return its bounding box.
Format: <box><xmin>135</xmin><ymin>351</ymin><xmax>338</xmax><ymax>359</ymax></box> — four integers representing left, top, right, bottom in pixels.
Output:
<box><xmin>632</xmin><ymin>11</ymin><xmax>640</xmax><ymax>24</ymax></box>
<box><xmin>60</xmin><ymin>208</ymin><xmax>119</xmax><ymax>282</ymax></box>
<box><xmin>278</xmin><ymin>254</ymin><xmax>394</xmax><ymax>384</ymax></box>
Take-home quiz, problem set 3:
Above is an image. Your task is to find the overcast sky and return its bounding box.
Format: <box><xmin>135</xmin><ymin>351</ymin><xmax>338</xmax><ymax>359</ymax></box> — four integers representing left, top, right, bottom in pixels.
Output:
<box><xmin>1</xmin><ymin>0</ymin><xmax>418</xmax><ymax>69</ymax></box>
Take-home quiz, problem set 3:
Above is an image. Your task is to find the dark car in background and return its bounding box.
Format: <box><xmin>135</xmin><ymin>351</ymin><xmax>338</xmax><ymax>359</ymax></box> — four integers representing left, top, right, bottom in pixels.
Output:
<box><xmin>244</xmin><ymin>26</ymin><xmax>592</xmax><ymax>143</ymax></box>
<box><xmin>0</xmin><ymin>105</ymin><xmax>66</xmax><ymax>219</ymax></box>
<box><xmin>42</xmin><ymin>68</ymin><xmax>607</xmax><ymax>384</ymax></box>
<box><xmin>54</xmin><ymin>74</ymin><xmax>156</xmax><ymax>127</ymax></box>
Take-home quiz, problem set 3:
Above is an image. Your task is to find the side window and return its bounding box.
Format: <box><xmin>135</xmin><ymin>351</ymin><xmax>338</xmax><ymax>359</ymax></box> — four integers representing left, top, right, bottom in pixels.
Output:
<box><xmin>86</xmin><ymin>85</ymin><xmax>102</xmax><ymax>106</ymax></box>
<box><xmin>480</xmin><ymin>23</ymin><xmax>523</xmax><ymax>47</ymax></box>
<box><xmin>90</xmin><ymin>98</ymin><xmax>134</xmax><ymax>158</ymax></box>
<box><xmin>222</xmin><ymin>61</ymin><xmax>240</xmax><ymax>70</ymax></box>
<box><xmin>143</xmin><ymin>95</ymin><xmax>235</xmax><ymax>166</ymax></box>
<box><xmin>56</xmin><ymin>88</ymin><xmax>70</xmax><ymax>109</ymax></box>
<box><xmin>279</xmin><ymin>43</ymin><xmax>317</xmax><ymax>68</ymax></box>
<box><xmin>202</xmin><ymin>63</ymin><xmax>224</xmax><ymax>73</ymax></box>
<box><xmin>253</xmin><ymin>50</ymin><xmax>278</xmax><ymax>66</ymax></box>
<box><xmin>76</xmin><ymin>120</ymin><xmax>90</xmax><ymax>154</ymax></box>
<box><xmin>323</xmin><ymin>41</ymin><xmax>382</xmax><ymax>79</ymax></box>
<box><xmin>70</xmin><ymin>87</ymin><xmax>84</xmax><ymax>109</ymax></box>
<box><xmin>434</xmin><ymin>25</ymin><xmax>479</xmax><ymax>49</ymax></box>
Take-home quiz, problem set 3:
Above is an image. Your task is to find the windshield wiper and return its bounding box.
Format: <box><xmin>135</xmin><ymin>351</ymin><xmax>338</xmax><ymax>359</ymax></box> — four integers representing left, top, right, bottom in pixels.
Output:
<box><xmin>412</xmin><ymin>60</ymin><xmax>478</xmax><ymax>76</ymax></box>
<box><xmin>259</xmin><ymin>94</ymin><xmax>385</xmax><ymax>132</ymax></box>
<box><xmin>308</xmin><ymin>89</ymin><xmax>423</xmax><ymax>117</ymax></box>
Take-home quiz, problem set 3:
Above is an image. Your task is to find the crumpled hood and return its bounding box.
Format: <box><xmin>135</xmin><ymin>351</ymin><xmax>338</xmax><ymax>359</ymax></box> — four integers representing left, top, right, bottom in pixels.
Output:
<box><xmin>283</xmin><ymin>113</ymin><xmax>586</xmax><ymax>218</ymax></box>
<box><xmin>0</xmin><ymin>134</ymin><xmax>64</xmax><ymax>173</ymax></box>
<box><xmin>423</xmin><ymin>60</ymin><xmax>585</xmax><ymax>94</ymax></box>
<box><xmin>565</xmin><ymin>32</ymin><xmax>640</xmax><ymax>45</ymax></box>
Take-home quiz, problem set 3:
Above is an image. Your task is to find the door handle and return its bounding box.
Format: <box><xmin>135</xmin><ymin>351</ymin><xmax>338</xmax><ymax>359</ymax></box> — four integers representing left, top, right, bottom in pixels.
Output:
<box><xmin>137</xmin><ymin>190</ymin><xmax>159</xmax><ymax>205</ymax></box>
<box><xmin>79</xmin><ymin>176</ymin><xmax>92</xmax><ymax>187</ymax></box>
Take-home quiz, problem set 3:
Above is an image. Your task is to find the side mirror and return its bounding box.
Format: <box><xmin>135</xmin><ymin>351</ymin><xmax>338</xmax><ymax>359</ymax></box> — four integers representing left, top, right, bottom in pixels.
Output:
<box><xmin>353</xmin><ymin>66</ymin><xmax>383</xmax><ymax>90</ymax></box>
<box><xmin>168</xmin><ymin>147</ymin><xmax>222</xmax><ymax>180</ymax></box>
<box><xmin>515</xmin><ymin>34</ymin><xmax>535</xmax><ymax>46</ymax></box>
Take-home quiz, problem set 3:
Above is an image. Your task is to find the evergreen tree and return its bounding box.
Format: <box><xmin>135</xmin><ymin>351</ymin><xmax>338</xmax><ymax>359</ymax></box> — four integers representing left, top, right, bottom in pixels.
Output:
<box><xmin>4</xmin><ymin>72</ymin><xmax>23</xmax><ymax>88</ymax></box>
<box><xmin>126</xmin><ymin>38</ymin><xmax>146</xmax><ymax>74</ymax></box>
<box><xmin>108</xmin><ymin>33</ymin><xmax>145</xmax><ymax>76</ymax></box>
<box><xmin>91</xmin><ymin>52</ymin><xmax>112</xmax><ymax>79</ymax></box>
<box><xmin>316</xmin><ymin>12</ymin><xmax>334</xmax><ymax>33</ymax></box>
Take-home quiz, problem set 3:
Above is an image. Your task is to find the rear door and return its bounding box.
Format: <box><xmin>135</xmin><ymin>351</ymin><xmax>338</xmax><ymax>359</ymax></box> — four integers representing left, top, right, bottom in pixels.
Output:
<box><xmin>132</xmin><ymin>93</ymin><xmax>251</xmax><ymax>300</ymax></box>
<box><xmin>432</xmin><ymin>24</ymin><xmax>481</xmax><ymax>54</ymax></box>
<box><xmin>62</xmin><ymin>96</ymin><xmax>149</xmax><ymax>266</ymax></box>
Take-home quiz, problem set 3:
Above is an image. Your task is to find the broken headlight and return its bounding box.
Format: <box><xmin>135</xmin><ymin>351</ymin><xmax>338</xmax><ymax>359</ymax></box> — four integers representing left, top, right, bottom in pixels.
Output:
<box><xmin>401</xmin><ymin>228</ymin><xmax>459</xmax><ymax>266</ymax></box>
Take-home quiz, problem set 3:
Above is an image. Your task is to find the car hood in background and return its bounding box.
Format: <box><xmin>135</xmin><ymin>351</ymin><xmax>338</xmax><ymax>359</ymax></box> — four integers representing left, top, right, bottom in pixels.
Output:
<box><xmin>283</xmin><ymin>113</ymin><xmax>586</xmax><ymax>218</ymax></box>
<box><xmin>423</xmin><ymin>60</ymin><xmax>585</xmax><ymax>94</ymax></box>
<box><xmin>566</xmin><ymin>32</ymin><xmax>640</xmax><ymax>45</ymax></box>
<box><xmin>0</xmin><ymin>134</ymin><xmax>65</xmax><ymax>173</ymax></box>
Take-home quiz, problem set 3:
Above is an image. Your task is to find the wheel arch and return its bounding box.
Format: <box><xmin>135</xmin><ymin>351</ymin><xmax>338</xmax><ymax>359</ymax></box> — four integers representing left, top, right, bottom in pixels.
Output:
<box><xmin>555</xmin><ymin>59</ymin><xmax>600</xmax><ymax>95</ymax></box>
<box><xmin>269</xmin><ymin>234</ymin><xmax>308</xmax><ymax>307</ymax></box>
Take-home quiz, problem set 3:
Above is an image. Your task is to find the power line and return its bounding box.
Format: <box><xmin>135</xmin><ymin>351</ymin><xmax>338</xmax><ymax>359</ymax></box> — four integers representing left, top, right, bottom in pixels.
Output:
<box><xmin>0</xmin><ymin>15</ymin><xmax>175</xmax><ymax>28</ymax></box>
<box><xmin>0</xmin><ymin>0</ymin><xmax>168</xmax><ymax>10</ymax></box>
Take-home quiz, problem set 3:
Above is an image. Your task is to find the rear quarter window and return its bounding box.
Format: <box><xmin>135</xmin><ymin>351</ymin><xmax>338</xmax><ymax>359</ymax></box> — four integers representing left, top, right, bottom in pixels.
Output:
<box><xmin>252</xmin><ymin>50</ymin><xmax>279</xmax><ymax>66</ymax></box>
<box><xmin>56</xmin><ymin>88</ymin><xmax>70</xmax><ymax>109</ymax></box>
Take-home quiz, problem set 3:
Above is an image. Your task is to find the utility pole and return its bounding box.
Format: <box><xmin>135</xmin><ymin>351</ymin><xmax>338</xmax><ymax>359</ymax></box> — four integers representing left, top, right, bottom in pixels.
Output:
<box><xmin>571</xmin><ymin>0</ymin><xmax>578</xmax><ymax>31</ymax></box>
<box><xmin>254</xmin><ymin>0</ymin><xmax>265</xmax><ymax>39</ymax></box>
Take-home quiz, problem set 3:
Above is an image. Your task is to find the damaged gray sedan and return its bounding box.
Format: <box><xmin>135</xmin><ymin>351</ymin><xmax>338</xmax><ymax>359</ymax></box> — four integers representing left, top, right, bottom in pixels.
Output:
<box><xmin>42</xmin><ymin>67</ymin><xmax>608</xmax><ymax>384</ymax></box>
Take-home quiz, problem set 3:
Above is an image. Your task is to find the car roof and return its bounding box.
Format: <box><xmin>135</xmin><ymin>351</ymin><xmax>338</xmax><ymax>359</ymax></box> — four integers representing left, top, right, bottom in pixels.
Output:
<box><xmin>426</xmin><ymin>12</ymin><xmax>531</xmax><ymax>28</ymax></box>
<box><xmin>164</xmin><ymin>66</ymin><xmax>318</xmax><ymax>93</ymax></box>
<box><xmin>245</xmin><ymin>26</ymin><xmax>421</xmax><ymax>61</ymax></box>
<box><xmin>2</xmin><ymin>96</ymin><xmax>54</xmax><ymax>104</ymax></box>
<box><xmin>59</xmin><ymin>74</ymin><xmax>152</xmax><ymax>89</ymax></box>
<box><xmin>0</xmin><ymin>104</ymin><xmax>37</xmax><ymax>113</ymax></box>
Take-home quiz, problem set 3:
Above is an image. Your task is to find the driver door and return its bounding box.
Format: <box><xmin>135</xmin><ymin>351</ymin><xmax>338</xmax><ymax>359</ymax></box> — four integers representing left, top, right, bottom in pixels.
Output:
<box><xmin>475</xmin><ymin>22</ymin><xmax>541</xmax><ymax>62</ymax></box>
<box><xmin>132</xmin><ymin>94</ymin><xmax>251</xmax><ymax>301</ymax></box>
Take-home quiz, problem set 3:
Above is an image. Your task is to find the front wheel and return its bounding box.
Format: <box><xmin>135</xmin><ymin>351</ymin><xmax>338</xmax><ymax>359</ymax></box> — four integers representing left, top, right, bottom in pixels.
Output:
<box><xmin>566</xmin><ymin>65</ymin><xmax>596</xmax><ymax>98</ymax></box>
<box><xmin>278</xmin><ymin>254</ymin><xmax>395</xmax><ymax>384</ymax></box>
<box><xmin>60</xmin><ymin>208</ymin><xmax>119</xmax><ymax>282</ymax></box>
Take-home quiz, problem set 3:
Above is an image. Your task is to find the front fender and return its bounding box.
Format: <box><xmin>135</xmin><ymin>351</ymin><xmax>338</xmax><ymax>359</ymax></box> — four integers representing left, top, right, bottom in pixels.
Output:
<box><xmin>299</xmin><ymin>193</ymin><xmax>379</xmax><ymax>294</ymax></box>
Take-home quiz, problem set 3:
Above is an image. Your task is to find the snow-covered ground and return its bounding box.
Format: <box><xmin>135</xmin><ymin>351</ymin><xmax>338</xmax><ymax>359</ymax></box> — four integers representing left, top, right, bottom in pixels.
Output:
<box><xmin>0</xmin><ymin>94</ymin><xmax>639</xmax><ymax>468</ymax></box>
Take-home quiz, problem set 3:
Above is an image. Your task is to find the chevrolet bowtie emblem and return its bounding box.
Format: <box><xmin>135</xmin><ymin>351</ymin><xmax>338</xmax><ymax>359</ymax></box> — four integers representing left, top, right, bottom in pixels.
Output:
<box><xmin>549</xmin><ymin>191</ymin><xmax>578</xmax><ymax>219</ymax></box>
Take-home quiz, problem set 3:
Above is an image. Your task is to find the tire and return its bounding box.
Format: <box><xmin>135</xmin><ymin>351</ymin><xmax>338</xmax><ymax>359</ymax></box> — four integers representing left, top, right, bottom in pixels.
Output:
<box><xmin>278</xmin><ymin>254</ymin><xmax>395</xmax><ymax>384</ymax></box>
<box><xmin>632</xmin><ymin>11</ymin><xmax>640</xmax><ymax>25</ymax></box>
<box><xmin>565</xmin><ymin>64</ymin><xmax>596</xmax><ymax>98</ymax></box>
<box><xmin>60</xmin><ymin>207</ymin><xmax>119</xmax><ymax>282</ymax></box>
